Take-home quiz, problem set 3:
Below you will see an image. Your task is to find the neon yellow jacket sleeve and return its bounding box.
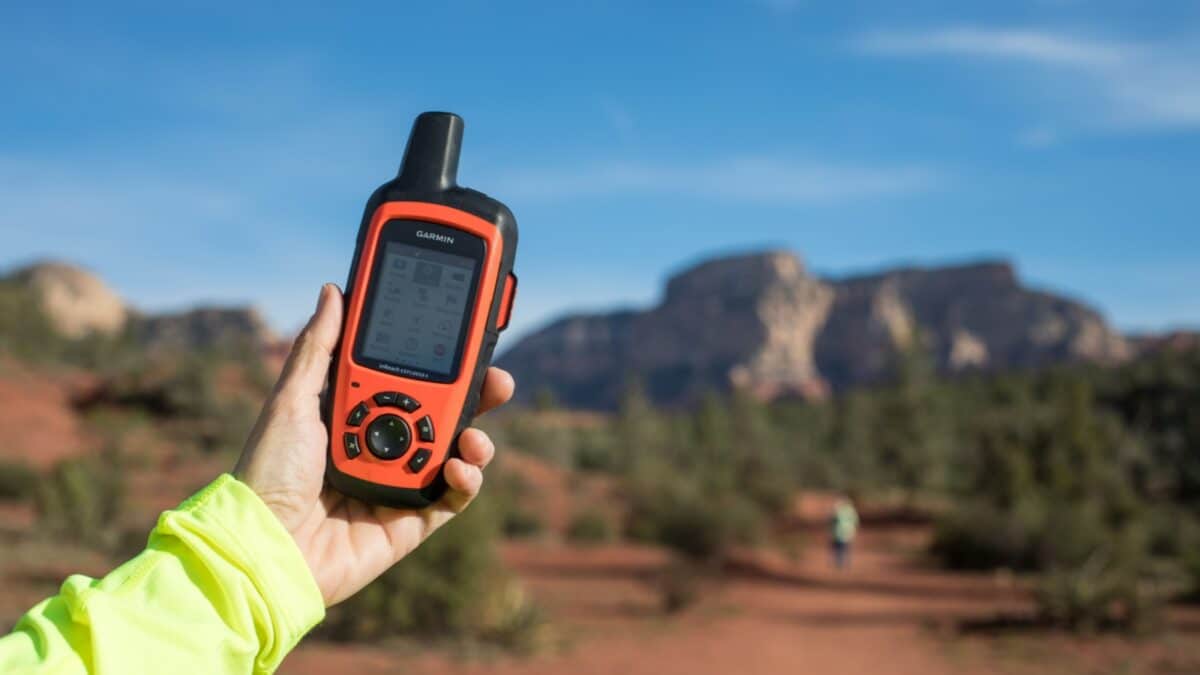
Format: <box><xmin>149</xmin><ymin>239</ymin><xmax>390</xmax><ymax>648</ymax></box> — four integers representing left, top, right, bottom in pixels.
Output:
<box><xmin>0</xmin><ymin>474</ymin><xmax>325</xmax><ymax>675</ymax></box>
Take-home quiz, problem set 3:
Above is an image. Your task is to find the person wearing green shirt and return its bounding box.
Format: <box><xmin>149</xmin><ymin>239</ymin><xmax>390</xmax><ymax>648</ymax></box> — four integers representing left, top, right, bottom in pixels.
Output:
<box><xmin>0</xmin><ymin>283</ymin><xmax>516</xmax><ymax>674</ymax></box>
<box><xmin>830</xmin><ymin>496</ymin><xmax>859</xmax><ymax>571</ymax></box>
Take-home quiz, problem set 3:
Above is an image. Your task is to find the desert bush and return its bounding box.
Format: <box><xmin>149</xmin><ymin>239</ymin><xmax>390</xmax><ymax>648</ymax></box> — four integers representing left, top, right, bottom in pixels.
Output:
<box><xmin>566</xmin><ymin>510</ymin><xmax>613</xmax><ymax>544</ymax></box>
<box><xmin>34</xmin><ymin>446</ymin><xmax>128</xmax><ymax>553</ymax></box>
<box><xmin>490</xmin><ymin>413</ymin><xmax>575</xmax><ymax>466</ymax></box>
<box><xmin>1034</xmin><ymin>529</ymin><xmax>1181</xmax><ymax>635</ymax></box>
<box><xmin>931</xmin><ymin>500</ymin><xmax>1044</xmax><ymax>571</ymax></box>
<box><xmin>323</xmin><ymin>500</ymin><xmax>498</xmax><ymax>640</ymax></box>
<box><xmin>321</xmin><ymin>491</ymin><xmax>545</xmax><ymax>650</ymax></box>
<box><xmin>657</xmin><ymin>559</ymin><xmax>705</xmax><ymax>614</ymax></box>
<box><xmin>94</xmin><ymin>349</ymin><xmax>268</xmax><ymax>456</ymax></box>
<box><xmin>0</xmin><ymin>460</ymin><xmax>37</xmax><ymax>501</ymax></box>
<box><xmin>484</xmin><ymin>469</ymin><xmax>546</xmax><ymax>540</ymax></box>
<box><xmin>477</xmin><ymin>577</ymin><xmax>554</xmax><ymax>655</ymax></box>
<box><xmin>502</xmin><ymin>507</ymin><xmax>545</xmax><ymax>539</ymax></box>
<box><xmin>625</xmin><ymin>463</ymin><xmax>765</xmax><ymax>562</ymax></box>
<box><xmin>0</xmin><ymin>280</ymin><xmax>138</xmax><ymax>368</ymax></box>
<box><xmin>572</xmin><ymin>428</ymin><xmax>619</xmax><ymax>472</ymax></box>
<box><xmin>0</xmin><ymin>281</ymin><xmax>65</xmax><ymax>363</ymax></box>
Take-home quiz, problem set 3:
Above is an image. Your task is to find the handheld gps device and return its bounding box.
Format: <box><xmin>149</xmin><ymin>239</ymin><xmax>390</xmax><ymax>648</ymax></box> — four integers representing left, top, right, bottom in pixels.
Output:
<box><xmin>325</xmin><ymin>111</ymin><xmax>518</xmax><ymax>508</ymax></box>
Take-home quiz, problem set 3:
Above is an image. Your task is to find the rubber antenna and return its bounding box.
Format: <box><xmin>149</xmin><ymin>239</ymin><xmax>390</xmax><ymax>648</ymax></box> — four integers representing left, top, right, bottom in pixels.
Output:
<box><xmin>396</xmin><ymin>111</ymin><xmax>463</xmax><ymax>191</ymax></box>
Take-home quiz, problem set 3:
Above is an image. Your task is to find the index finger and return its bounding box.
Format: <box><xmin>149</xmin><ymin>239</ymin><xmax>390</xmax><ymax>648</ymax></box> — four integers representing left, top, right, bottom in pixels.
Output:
<box><xmin>476</xmin><ymin>367</ymin><xmax>515</xmax><ymax>415</ymax></box>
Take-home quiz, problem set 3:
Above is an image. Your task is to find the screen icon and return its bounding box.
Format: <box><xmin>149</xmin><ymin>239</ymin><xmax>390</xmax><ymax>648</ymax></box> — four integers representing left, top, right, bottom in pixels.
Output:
<box><xmin>414</xmin><ymin>262</ymin><xmax>443</xmax><ymax>287</ymax></box>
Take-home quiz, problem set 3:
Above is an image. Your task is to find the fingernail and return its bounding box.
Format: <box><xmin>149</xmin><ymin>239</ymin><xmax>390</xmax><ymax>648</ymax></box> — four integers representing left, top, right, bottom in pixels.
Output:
<box><xmin>315</xmin><ymin>284</ymin><xmax>329</xmax><ymax>311</ymax></box>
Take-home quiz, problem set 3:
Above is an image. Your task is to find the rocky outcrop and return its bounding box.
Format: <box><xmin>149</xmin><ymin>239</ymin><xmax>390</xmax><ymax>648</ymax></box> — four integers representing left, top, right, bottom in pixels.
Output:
<box><xmin>500</xmin><ymin>251</ymin><xmax>833</xmax><ymax>408</ymax></box>
<box><xmin>628</xmin><ymin>252</ymin><xmax>832</xmax><ymax>402</ymax></box>
<box><xmin>130</xmin><ymin>307</ymin><xmax>278</xmax><ymax>354</ymax></box>
<box><xmin>4</xmin><ymin>261</ymin><xmax>276</xmax><ymax>354</ymax></box>
<box><xmin>8</xmin><ymin>261</ymin><xmax>128</xmax><ymax>338</ymax></box>
<box><xmin>498</xmin><ymin>252</ymin><xmax>1132</xmax><ymax>408</ymax></box>
<box><xmin>1128</xmin><ymin>330</ymin><xmax>1200</xmax><ymax>356</ymax></box>
<box><xmin>815</xmin><ymin>261</ymin><xmax>1131</xmax><ymax>387</ymax></box>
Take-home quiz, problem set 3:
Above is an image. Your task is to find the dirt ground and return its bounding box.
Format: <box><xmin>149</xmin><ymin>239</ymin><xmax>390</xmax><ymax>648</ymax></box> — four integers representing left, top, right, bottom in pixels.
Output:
<box><xmin>2</xmin><ymin>366</ymin><xmax>1197</xmax><ymax>675</ymax></box>
<box><xmin>283</xmin><ymin>507</ymin><xmax>1200</xmax><ymax>675</ymax></box>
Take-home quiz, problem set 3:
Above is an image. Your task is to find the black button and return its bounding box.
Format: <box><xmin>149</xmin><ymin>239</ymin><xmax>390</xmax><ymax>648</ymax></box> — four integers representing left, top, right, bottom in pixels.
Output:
<box><xmin>365</xmin><ymin>414</ymin><xmax>411</xmax><ymax>460</ymax></box>
<box><xmin>397</xmin><ymin>394</ymin><xmax>421</xmax><ymax>413</ymax></box>
<box><xmin>416</xmin><ymin>415</ymin><xmax>435</xmax><ymax>442</ymax></box>
<box><xmin>374</xmin><ymin>391</ymin><xmax>421</xmax><ymax>413</ymax></box>
<box><xmin>408</xmin><ymin>448</ymin><xmax>432</xmax><ymax>472</ymax></box>
<box><xmin>346</xmin><ymin>402</ymin><xmax>369</xmax><ymax>427</ymax></box>
<box><xmin>343</xmin><ymin>432</ymin><xmax>361</xmax><ymax>459</ymax></box>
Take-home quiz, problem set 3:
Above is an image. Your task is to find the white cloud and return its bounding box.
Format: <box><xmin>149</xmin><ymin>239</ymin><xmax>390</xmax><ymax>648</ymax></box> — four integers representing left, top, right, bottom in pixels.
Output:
<box><xmin>486</xmin><ymin>157</ymin><xmax>939</xmax><ymax>204</ymax></box>
<box><xmin>853</xmin><ymin>26</ymin><xmax>1200</xmax><ymax>132</ymax></box>
<box><xmin>855</xmin><ymin>27</ymin><xmax>1127</xmax><ymax>68</ymax></box>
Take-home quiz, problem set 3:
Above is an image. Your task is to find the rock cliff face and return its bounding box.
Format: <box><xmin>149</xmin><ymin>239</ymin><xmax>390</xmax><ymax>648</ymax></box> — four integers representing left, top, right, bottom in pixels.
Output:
<box><xmin>498</xmin><ymin>252</ymin><xmax>1132</xmax><ymax>408</ymax></box>
<box><xmin>500</xmin><ymin>252</ymin><xmax>832</xmax><ymax>407</ymax></box>
<box><xmin>4</xmin><ymin>261</ymin><xmax>276</xmax><ymax>353</ymax></box>
<box><xmin>9</xmin><ymin>262</ymin><xmax>128</xmax><ymax>338</ymax></box>
<box><xmin>815</xmin><ymin>261</ymin><xmax>1130</xmax><ymax>387</ymax></box>
<box><xmin>129</xmin><ymin>307</ymin><xmax>278</xmax><ymax>353</ymax></box>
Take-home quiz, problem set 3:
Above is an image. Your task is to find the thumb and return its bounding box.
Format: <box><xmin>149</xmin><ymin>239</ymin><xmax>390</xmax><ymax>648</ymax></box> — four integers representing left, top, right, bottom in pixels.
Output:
<box><xmin>278</xmin><ymin>284</ymin><xmax>344</xmax><ymax>399</ymax></box>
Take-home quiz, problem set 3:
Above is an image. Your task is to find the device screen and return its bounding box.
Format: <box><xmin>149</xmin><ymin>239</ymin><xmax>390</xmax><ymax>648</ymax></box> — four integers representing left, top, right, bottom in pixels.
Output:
<box><xmin>359</xmin><ymin>241</ymin><xmax>477</xmax><ymax>377</ymax></box>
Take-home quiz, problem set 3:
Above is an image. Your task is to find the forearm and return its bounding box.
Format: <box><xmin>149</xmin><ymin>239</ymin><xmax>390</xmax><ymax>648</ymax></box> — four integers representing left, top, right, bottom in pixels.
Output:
<box><xmin>0</xmin><ymin>475</ymin><xmax>324</xmax><ymax>675</ymax></box>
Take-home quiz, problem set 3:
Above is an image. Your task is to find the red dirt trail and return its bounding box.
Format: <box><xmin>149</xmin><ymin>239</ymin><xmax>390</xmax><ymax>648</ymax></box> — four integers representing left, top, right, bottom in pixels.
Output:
<box><xmin>284</xmin><ymin>519</ymin><xmax>1200</xmax><ymax>675</ymax></box>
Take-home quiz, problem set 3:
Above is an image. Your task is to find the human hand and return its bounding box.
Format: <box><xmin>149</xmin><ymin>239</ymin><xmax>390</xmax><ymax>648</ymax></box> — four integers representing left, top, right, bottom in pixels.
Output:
<box><xmin>234</xmin><ymin>284</ymin><xmax>515</xmax><ymax>606</ymax></box>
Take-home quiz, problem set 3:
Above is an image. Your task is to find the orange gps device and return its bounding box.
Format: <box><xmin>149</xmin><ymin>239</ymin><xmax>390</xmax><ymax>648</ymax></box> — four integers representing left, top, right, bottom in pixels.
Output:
<box><xmin>325</xmin><ymin>111</ymin><xmax>517</xmax><ymax>508</ymax></box>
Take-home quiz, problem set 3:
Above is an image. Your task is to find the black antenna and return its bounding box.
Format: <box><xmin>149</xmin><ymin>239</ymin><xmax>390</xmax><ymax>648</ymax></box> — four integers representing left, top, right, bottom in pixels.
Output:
<box><xmin>396</xmin><ymin>111</ymin><xmax>463</xmax><ymax>191</ymax></box>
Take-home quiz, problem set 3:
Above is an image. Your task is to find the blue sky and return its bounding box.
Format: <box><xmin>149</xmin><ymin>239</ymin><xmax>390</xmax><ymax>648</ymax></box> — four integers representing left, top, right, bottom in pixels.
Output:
<box><xmin>2</xmin><ymin>1</ymin><xmax>1198</xmax><ymax>341</ymax></box>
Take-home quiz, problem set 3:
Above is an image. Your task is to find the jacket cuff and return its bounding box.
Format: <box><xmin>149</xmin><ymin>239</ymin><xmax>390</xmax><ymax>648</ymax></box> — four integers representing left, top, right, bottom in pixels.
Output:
<box><xmin>170</xmin><ymin>474</ymin><xmax>325</xmax><ymax>670</ymax></box>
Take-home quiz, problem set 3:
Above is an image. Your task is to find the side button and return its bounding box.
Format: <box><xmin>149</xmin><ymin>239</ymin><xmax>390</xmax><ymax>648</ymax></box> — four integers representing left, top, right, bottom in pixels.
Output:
<box><xmin>344</xmin><ymin>432</ymin><xmax>361</xmax><ymax>459</ymax></box>
<box><xmin>496</xmin><ymin>273</ymin><xmax>517</xmax><ymax>331</ymax></box>
<box><xmin>416</xmin><ymin>415</ymin><xmax>435</xmax><ymax>442</ymax></box>
<box><xmin>347</xmin><ymin>403</ymin><xmax>369</xmax><ymax>426</ymax></box>
<box><xmin>408</xmin><ymin>448</ymin><xmax>432</xmax><ymax>472</ymax></box>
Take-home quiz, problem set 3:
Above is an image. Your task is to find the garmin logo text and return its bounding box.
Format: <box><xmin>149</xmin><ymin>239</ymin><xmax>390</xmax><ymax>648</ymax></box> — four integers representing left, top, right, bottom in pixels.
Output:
<box><xmin>416</xmin><ymin>230</ymin><xmax>454</xmax><ymax>245</ymax></box>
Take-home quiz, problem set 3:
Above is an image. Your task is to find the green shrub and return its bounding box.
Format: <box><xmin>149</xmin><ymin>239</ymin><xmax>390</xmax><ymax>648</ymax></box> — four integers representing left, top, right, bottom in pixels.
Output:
<box><xmin>572</xmin><ymin>429</ymin><xmax>618</xmax><ymax>472</ymax></box>
<box><xmin>323</xmin><ymin>500</ymin><xmax>498</xmax><ymax>640</ymax></box>
<box><xmin>657</xmin><ymin>559</ymin><xmax>704</xmax><ymax>614</ymax></box>
<box><xmin>0</xmin><ymin>281</ymin><xmax>68</xmax><ymax>363</ymax></box>
<box><xmin>484</xmin><ymin>469</ymin><xmax>546</xmax><ymax>540</ymax></box>
<box><xmin>0</xmin><ymin>279</ymin><xmax>141</xmax><ymax>369</ymax></box>
<box><xmin>0</xmin><ymin>460</ymin><xmax>37</xmax><ymax>501</ymax></box>
<box><xmin>321</xmin><ymin>491</ymin><xmax>545</xmax><ymax>651</ymax></box>
<box><xmin>566</xmin><ymin>510</ymin><xmax>613</xmax><ymax>544</ymax></box>
<box><xmin>502</xmin><ymin>507</ymin><xmax>545</xmax><ymax>539</ymax></box>
<box><xmin>626</xmin><ymin>464</ymin><xmax>765</xmax><ymax>562</ymax></box>
<box><xmin>477</xmin><ymin>577</ymin><xmax>554</xmax><ymax>655</ymax></box>
<box><xmin>95</xmin><ymin>350</ymin><xmax>268</xmax><ymax>456</ymax></box>
<box><xmin>35</xmin><ymin>446</ymin><xmax>128</xmax><ymax>552</ymax></box>
<box><xmin>1034</xmin><ymin>532</ymin><xmax>1179</xmax><ymax>635</ymax></box>
<box><xmin>931</xmin><ymin>501</ymin><xmax>1043</xmax><ymax>571</ymax></box>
